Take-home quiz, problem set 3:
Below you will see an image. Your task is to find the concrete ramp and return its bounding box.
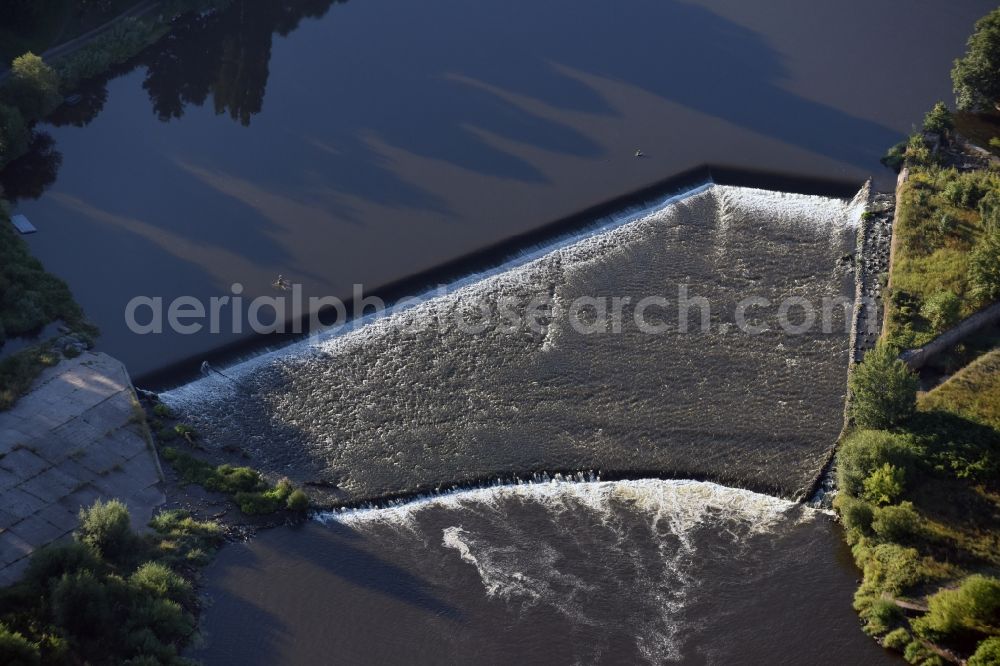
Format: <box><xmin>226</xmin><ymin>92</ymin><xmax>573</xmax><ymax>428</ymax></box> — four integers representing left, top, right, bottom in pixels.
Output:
<box><xmin>0</xmin><ymin>352</ymin><xmax>164</xmax><ymax>585</ymax></box>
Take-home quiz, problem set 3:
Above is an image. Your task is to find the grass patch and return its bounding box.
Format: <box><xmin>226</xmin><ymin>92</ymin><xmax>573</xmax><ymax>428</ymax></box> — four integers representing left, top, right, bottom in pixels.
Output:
<box><xmin>0</xmin><ymin>500</ymin><xmax>223</xmax><ymax>665</ymax></box>
<box><xmin>919</xmin><ymin>348</ymin><xmax>1000</xmax><ymax>430</ymax></box>
<box><xmin>0</xmin><ymin>341</ymin><xmax>61</xmax><ymax>410</ymax></box>
<box><xmin>160</xmin><ymin>446</ymin><xmax>309</xmax><ymax>515</ymax></box>
<box><xmin>885</xmin><ymin>167</ymin><xmax>1000</xmax><ymax>350</ymax></box>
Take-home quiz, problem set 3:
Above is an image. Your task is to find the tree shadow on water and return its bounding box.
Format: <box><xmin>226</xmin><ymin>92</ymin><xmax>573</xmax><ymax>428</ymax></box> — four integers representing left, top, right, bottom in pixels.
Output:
<box><xmin>195</xmin><ymin>518</ymin><xmax>462</xmax><ymax>663</ymax></box>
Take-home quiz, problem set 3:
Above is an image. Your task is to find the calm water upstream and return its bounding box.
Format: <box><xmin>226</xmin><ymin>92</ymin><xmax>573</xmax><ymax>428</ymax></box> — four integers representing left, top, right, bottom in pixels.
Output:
<box><xmin>6</xmin><ymin>0</ymin><xmax>994</xmax><ymax>378</ymax></box>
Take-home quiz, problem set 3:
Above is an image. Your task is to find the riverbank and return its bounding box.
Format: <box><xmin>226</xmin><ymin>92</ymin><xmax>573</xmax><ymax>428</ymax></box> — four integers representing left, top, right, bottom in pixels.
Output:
<box><xmin>834</xmin><ymin>99</ymin><xmax>1000</xmax><ymax>662</ymax></box>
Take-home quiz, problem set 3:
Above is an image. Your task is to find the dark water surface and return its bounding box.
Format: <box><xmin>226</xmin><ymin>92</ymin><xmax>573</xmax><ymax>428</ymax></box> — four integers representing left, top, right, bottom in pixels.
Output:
<box><xmin>193</xmin><ymin>480</ymin><xmax>897</xmax><ymax>665</ymax></box>
<box><xmin>9</xmin><ymin>0</ymin><xmax>994</xmax><ymax>378</ymax></box>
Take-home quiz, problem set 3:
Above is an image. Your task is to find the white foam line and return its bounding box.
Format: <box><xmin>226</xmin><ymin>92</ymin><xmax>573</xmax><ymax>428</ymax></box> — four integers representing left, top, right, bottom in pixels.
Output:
<box><xmin>161</xmin><ymin>181</ymin><xmax>864</xmax><ymax>407</ymax></box>
<box><xmin>313</xmin><ymin>477</ymin><xmax>807</xmax><ymax>531</ymax></box>
<box><xmin>160</xmin><ymin>182</ymin><xmax>713</xmax><ymax>403</ymax></box>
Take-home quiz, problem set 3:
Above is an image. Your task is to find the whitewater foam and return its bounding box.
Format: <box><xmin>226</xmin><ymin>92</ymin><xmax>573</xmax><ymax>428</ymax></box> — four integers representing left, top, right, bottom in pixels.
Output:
<box><xmin>160</xmin><ymin>183</ymin><xmax>863</xmax><ymax>501</ymax></box>
<box><xmin>316</xmin><ymin>478</ymin><xmax>813</xmax><ymax>663</ymax></box>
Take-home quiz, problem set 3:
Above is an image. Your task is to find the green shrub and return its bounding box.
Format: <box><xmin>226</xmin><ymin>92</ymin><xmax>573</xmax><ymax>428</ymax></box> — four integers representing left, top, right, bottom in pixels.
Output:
<box><xmin>233</xmin><ymin>491</ymin><xmax>279</xmax><ymax>515</ymax></box>
<box><xmin>161</xmin><ymin>448</ymin><xmax>303</xmax><ymax>516</ymax></box>
<box><xmin>923</xmin><ymin>102</ymin><xmax>954</xmax><ymax>135</ymax></box>
<box><xmin>22</xmin><ymin>541</ymin><xmax>102</xmax><ymax>589</ymax></box>
<box><xmin>0</xmin><ymin>623</ymin><xmax>40</xmax><ymax>666</ymax></box>
<box><xmin>129</xmin><ymin>562</ymin><xmax>192</xmax><ymax>607</ymax></box>
<box><xmin>905</xmin><ymin>134</ymin><xmax>933</xmax><ymax>167</ymax></box>
<box><xmin>937</xmin><ymin>212</ymin><xmax>958</xmax><ymax>237</ymax></box>
<box><xmin>152</xmin><ymin>403</ymin><xmax>172</xmax><ymax>418</ymax></box>
<box><xmin>952</xmin><ymin>8</ymin><xmax>1000</xmax><ymax>111</ymax></box>
<box><xmin>904</xmin><ymin>639</ymin><xmax>938</xmax><ymax>665</ymax></box>
<box><xmin>969</xmin><ymin>229</ymin><xmax>1000</xmax><ymax>305</ymax></box>
<box><xmin>837</xmin><ymin>430</ymin><xmax>918</xmax><ymax>497</ymax></box>
<box><xmin>0</xmin><ymin>499</ymin><xmax>219</xmax><ymax>664</ymax></box>
<box><xmin>849</xmin><ymin>344</ymin><xmax>919</xmax><ymax>429</ymax></box>
<box><xmin>126</xmin><ymin>596</ymin><xmax>193</xmax><ymax>647</ymax></box>
<box><xmin>863</xmin><ymin>463</ymin><xmax>906</xmax><ymax>505</ymax></box>
<box><xmin>882</xmin><ymin>141</ymin><xmax>907</xmax><ymax>172</ymax></box>
<box><xmin>969</xmin><ymin>637</ymin><xmax>1000</xmax><ymax>666</ymax></box>
<box><xmin>2</xmin><ymin>52</ymin><xmax>62</xmax><ymax>120</ymax></box>
<box><xmin>54</xmin><ymin>18</ymin><xmax>167</xmax><ymax>89</ymax></box>
<box><xmin>914</xmin><ymin>575</ymin><xmax>1000</xmax><ymax>641</ymax></box>
<box><xmin>235</xmin><ymin>480</ymin><xmax>293</xmax><ymax>515</ymax></box>
<box><xmin>872</xmin><ymin>502</ymin><xmax>922</xmax><ymax>543</ymax></box>
<box><xmin>944</xmin><ymin>175</ymin><xmax>990</xmax><ymax>209</ymax></box>
<box><xmin>286</xmin><ymin>489</ymin><xmax>309</xmax><ymax>512</ymax></box>
<box><xmin>921</xmin><ymin>291</ymin><xmax>962</xmax><ymax>333</ymax></box>
<box><xmin>862</xmin><ymin>598</ymin><xmax>902</xmax><ymax>636</ymax></box>
<box><xmin>148</xmin><ymin>509</ymin><xmax>224</xmax><ymax>567</ymax></box>
<box><xmin>77</xmin><ymin>499</ymin><xmax>136</xmax><ymax>564</ymax></box>
<box><xmin>209</xmin><ymin>464</ymin><xmax>264</xmax><ymax>494</ymax></box>
<box><xmin>980</xmin><ymin>190</ymin><xmax>1000</xmax><ymax>231</ymax></box>
<box><xmin>862</xmin><ymin>543</ymin><xmax>925</xmax><ymax>595</ymax></box>
<box><xmin>835</xmin><ymin>494</ymin><xmax>874</xmax><ymax>541</ymax></box>
<box><xmin>883</xmin><ymin>627</ymin><xmax>911</xmax><ymax>651</ymax></box>
<box><xmin>49</xmin><ymin>570</ymin><xmax>114</xmax><ymax>640</ymax></box>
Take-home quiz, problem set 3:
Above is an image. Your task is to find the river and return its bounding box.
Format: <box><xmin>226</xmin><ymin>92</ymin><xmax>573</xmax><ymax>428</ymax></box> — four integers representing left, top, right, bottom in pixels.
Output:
<box><xmin>5</xmin><ymin>2</ymin><xmax>981</xmax><ymax>662</ymax></box>
<box><xmin>8</xmin><ymin>0</ymin><xmax>993</xmax><ymax>379</ymax></box>
<box><xmin>192</xmin><ymin>480</ymin><xmax>896</xmax><ymax>665</ymax></box>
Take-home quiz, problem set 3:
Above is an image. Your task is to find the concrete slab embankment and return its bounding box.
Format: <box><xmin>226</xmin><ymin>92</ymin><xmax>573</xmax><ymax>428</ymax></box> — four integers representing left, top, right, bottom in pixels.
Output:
<box><xmin>0</xmin><ymin>352</ymin><xmax>164</xmax><ymax>585</ymax></box>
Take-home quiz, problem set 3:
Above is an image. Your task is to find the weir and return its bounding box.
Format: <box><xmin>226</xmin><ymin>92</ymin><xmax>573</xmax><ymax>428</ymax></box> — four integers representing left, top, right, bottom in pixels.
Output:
<box><xmin>161</xmin><ymin>183</ymin><xmax>866</xmax><ymax>504</ymax></box>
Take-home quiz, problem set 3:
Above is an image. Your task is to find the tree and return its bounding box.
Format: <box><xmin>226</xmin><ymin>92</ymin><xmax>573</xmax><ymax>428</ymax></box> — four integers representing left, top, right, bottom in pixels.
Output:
<box><xmin>849</xmin><ymin>343</ymin><xmax>919</xmax><ymax>429</ymax></box>
<box><xmin>904</xmin><ymin>133</ymin><xmax>932</xmax><ymax>167</ymax></box>
<box><xmin>837</xmin><ymin>429</ymin><xmax>917</xmax><ymax>497</ymax></box>
<box><xmin>923</xmin><ymin>101</ymin><xmax>954</xmax><ymax>135</ymax></box>
<box><xmin>952</xmin><ymin>8</ymin><xmax>1000</xmax><ymax>111</ymax></box>
<box><xmin>914</xmin><ymin>575</ymin><xmax>1000</xmax><ymax>641</ymax></box>
<box><xmin>4</xmin><ymin>53</ymin><xmax>62</xmax><ymax>120</ymax></box>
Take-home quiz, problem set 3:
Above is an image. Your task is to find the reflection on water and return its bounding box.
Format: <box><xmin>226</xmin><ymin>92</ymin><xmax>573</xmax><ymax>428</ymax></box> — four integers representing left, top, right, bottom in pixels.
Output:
<box><xmin>0</xmin><ymin>133</ymin><xmax>61</xmax><ymax>201</ymax></box>
<box><xmin>11</xmin><ymin>0</ymin><xmax>991</xmax><ymax>377</ymax></box>
<box><xmin>141</xmin><ymin>0</ymin><xmax>344</xmax><ymax>126</ymax></box>
<box><xmin>193</xmin><ymin>480</ymin><xmax>897</xmax><ymax>665</ymax></box>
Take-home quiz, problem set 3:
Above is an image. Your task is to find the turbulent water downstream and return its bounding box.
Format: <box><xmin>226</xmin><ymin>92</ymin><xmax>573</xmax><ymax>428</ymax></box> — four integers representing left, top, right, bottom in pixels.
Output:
<box><xmin>163</xmin><ymin>184</ymin><xmax>862</xmax><ymax>501</ymax></box>
<box><xmin>192</xmin><ymin>479</ymin><xmax>894</xmax><ymax>664</ymax></box>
